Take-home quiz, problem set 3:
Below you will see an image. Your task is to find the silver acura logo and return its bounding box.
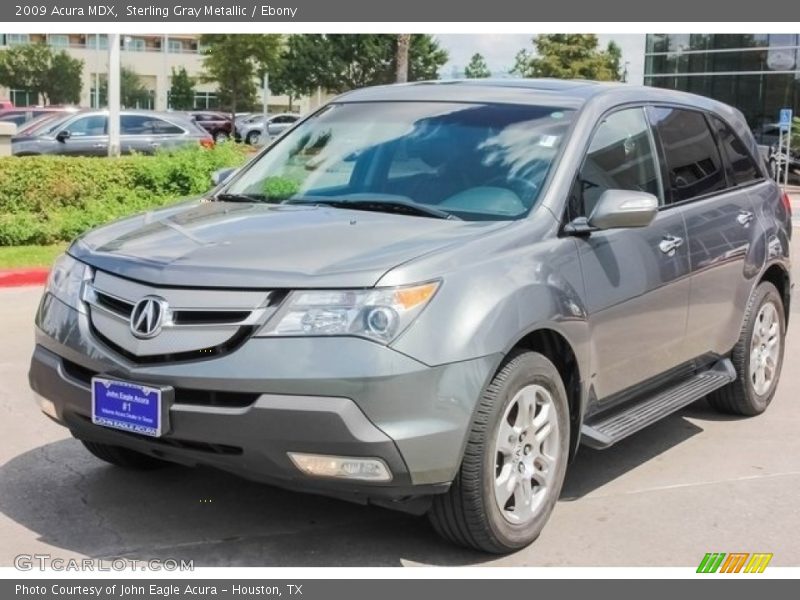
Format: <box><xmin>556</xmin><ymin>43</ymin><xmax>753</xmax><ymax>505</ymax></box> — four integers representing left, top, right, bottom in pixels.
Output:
<box><xmin>130</xmin><ymin>296</ymin><xmax>168</xmax><ymax>339</ymax></box>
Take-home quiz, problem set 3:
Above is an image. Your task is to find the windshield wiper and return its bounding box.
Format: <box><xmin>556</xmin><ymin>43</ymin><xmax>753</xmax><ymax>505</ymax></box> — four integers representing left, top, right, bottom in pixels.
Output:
<box><xmin>214</xmin><ymin>192</ymin><xmax>271</xmax><ymax>203</ymax></box>
<box><xmin>285</xmin><ymin>197</ymin><xmax>459</xmax><ymax>220</ymax></box>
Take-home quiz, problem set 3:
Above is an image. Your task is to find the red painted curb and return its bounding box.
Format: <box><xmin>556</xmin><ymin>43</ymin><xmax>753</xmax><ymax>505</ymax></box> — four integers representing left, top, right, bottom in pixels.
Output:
<box><xmin>0</xmin><ymin>268</ymin><xmax>49</xmax><ymax>287</ymax></box>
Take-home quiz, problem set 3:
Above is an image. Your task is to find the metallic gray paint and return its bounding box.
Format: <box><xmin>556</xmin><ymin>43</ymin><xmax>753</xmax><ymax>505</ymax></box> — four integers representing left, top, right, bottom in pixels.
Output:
<box><xmin>29</xmin><ymin>81</ymin><xmax>792</xmax><ymax>506</ymax></box>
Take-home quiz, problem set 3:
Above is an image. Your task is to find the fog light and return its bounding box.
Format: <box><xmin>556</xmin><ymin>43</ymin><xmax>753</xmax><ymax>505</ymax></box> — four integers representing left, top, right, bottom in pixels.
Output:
<box><xmin>288</xmin><ymin>452</ymin><xmax>392</xmax><ymax>482</ymax></box>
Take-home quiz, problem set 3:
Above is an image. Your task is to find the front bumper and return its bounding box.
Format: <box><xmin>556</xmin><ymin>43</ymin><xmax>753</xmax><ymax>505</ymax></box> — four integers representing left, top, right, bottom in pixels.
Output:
<box><xmin>29</xmin><ymin>293</ymin><xmax>498</xmax><ymax>507</ymax></box>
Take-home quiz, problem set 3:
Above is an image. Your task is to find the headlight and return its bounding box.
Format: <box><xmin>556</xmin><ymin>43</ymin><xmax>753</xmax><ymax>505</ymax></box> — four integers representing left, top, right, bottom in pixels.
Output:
<box><xmin>258</xmin><ymin>281</ymin><xmax>440</xmax><ymax>344</ymax></box>
<box><xmin>46</xmin><ymin>254</ymin><xmax>91</xmax><ymax>310</ymax></box>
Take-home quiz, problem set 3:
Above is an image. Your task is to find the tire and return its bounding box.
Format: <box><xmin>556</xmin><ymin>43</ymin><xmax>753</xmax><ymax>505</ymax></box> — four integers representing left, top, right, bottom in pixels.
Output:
<box><xmin>213</xmin><ymin>130</ymin><xmax>229</xmax><ymax>143</ymax></box>
<box><xmin>708</xmin><ymin>281</ymin><xmax>786</xmax><ymax>416</ymax></box>
<box><xmin>246</xmin><ymin>131</ymin><xmax>261</xmax><ymax>145</ymax></box>
<box><xmin>428</xmin><ymin>350</ymin><xmax>570</xmax><ymax>553</ymax></box>
<box><xmin>81</xmin><ymin>440</ymin><xmax>168</xmax><ymax>470</ymax></box>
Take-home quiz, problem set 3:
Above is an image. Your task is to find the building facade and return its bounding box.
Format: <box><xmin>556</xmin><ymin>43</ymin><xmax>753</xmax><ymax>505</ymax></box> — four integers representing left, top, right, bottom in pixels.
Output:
<box><xmin>0</xmin><ymin>33</ymin><xmax>313</xmax><ymax>113</ymax></box>
<box><xmin>644</xmin><ymin>34</ymin><xmax>800</xmax><ymax>144</ymax></box>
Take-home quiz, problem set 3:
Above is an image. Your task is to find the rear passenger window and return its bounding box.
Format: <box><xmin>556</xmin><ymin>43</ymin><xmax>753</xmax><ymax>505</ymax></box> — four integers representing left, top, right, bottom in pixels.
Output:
<box><xmin>648</xmin><ymin>107</ymin><xmax>726</xmax><ymax>203</ymax></box>
<box><xmin>568</xmin><ymin>108</ymin><xmax>662</xmax><ymax>219</ymax></box>
<box><xmin>709</xmin><ymin>115</ymin><xmax>761</xmax><ymax>185</ymax></box>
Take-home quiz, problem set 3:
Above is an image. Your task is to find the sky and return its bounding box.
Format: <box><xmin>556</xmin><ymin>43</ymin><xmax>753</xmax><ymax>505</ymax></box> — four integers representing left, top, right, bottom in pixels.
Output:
<box><xmin>434</xmin><ymin>34</ymin><xmax>646</xmax><ymax>84</ymax></box>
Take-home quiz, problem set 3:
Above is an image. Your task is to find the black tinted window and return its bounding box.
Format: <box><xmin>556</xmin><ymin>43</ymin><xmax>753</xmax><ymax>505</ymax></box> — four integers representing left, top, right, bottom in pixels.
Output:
<box><xmin>122</xmin><ymin>115</ymin><xmax>183</xmax><ymax>135</ymax></box>
<box><xmin>569</xmin><ymin>108</ymin><xmax>662</xmax><ymax>219</ymax></box>
<box><xmin>649</xmin><ymin>107</ymin><xmax>726</xmax><ymax>203</ymax></box>
<box><xmin>121</xmin><ymin>115</ymin><xmax>152</xmax><ymax>134</ymax></box>
<box><xmin>710</xmin><ymin>116</ymin><xmax>761</xmax><ymax>185</ymax></box>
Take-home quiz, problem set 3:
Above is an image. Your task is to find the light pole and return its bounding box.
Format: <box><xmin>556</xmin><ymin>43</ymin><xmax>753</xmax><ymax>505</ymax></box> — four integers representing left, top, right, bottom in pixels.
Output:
<box><xmin>108</xmin><ymin>33</ymin><xmax>121</xmax><ymax>157</ymax></box>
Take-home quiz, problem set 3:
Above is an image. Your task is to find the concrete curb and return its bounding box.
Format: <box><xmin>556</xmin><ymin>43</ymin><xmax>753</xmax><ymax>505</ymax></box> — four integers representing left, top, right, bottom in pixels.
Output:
<box><xmin>0</xmin><ymin>268</ymin><xmax>49</xmax><ymax>288</ymax></box>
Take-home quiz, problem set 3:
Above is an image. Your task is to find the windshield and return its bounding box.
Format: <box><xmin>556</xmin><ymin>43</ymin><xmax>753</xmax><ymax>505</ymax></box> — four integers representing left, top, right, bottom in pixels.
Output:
<box><xmin>225</xmin><ymin>101</ymin><xmax>574</xmax><ymax>221</ymax></box>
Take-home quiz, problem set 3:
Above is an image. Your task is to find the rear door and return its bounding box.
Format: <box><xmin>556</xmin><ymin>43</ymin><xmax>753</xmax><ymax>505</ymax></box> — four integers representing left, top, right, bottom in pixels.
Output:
<box><xmin>569</xmin><ymin>107</ymin><xmax>691</xmax><ymax>401</ymax></box>
<box><xmin>649</xmin><ymin>107</ymin><xmax>765</xmax><ymax>360</ymax></box>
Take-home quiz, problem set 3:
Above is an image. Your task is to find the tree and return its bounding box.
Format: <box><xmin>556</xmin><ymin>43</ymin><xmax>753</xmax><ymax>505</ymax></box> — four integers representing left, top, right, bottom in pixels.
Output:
<box><xmin>120</xmin><ymin>67</ymin><xmax>150</xmax><ymax>108</ymax></box>
<box><xmin>45</xmin><ymin>51</ymin><xmax>83</xmax><ymax>104</ymax></box>
<box><xmin>395</xmin><ymin>34</ymin><xmax>410</xmax><ymax>83</ymax></box>
<box><xmin>464</xmin><ymin>53</ymin><xmax>491</xmax><ymax>79</ymax></box>
<box><xmin>271</xmin><ymin>34</ymin><xmax>448</xmax><ymax>96</ymax></box>
<box><xmin>510</xmin><ymin>49</ymin><xmax>531</xmax><ymax>77</ymax></box>
<box><xmin>169</xmin><ymin>66</ymin><xmax>195</xmax><ymax>110</ymax></box>
<box><xmin>510</xmin><ymin>34</ymin><xmax>623</xmax><ymax>81</ymax></box>
<box><xmin>200</xmin><ymin>34</ymin><xmax>283</xmax><ymax>122</ymax></box>
<box><xmin>0</xmin><ymin>44</ymin><xmax>83</xmax><ymax>105</ymax></box>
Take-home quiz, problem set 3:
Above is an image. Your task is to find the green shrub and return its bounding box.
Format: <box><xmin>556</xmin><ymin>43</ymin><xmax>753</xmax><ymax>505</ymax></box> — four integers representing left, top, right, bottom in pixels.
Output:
<box><xmin>0</xmin><ymin>144</ymin><xmax>250</xmax><ymax>246</ymax></box>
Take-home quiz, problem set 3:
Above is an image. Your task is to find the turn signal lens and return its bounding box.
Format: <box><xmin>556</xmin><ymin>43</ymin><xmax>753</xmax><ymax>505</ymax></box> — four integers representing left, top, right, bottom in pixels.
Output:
<box><xmin>394</xmin><ymin>282</ymin><xmax>438</xmax><ymax>310</ymax></box>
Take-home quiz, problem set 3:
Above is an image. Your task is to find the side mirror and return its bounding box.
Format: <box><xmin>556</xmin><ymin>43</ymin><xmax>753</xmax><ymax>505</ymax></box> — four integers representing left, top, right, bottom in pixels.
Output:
<box><xmin>55</xmin><ymin>130</ymin><xmax>70</xmax><ymax>142</ymax></box>
<box><xmin>211</xmin><ymin>167</ymin><xmax>237</xmax><ymax>186</ymax></box>
<box><xmin>565</xmin><ymin>189</ymin><xmax>659</xmax><ymax>234</ymax></box>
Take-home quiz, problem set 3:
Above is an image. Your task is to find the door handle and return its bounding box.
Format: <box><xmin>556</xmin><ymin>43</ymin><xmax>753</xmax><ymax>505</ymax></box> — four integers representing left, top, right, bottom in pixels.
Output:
<box><xmin>736</xmin><ymin>210</ymin><xmax>754</xmax><ymax>227</ymax></box>
<box><xmin>659</xmin><ymin>234</ymin><xmax>684</xmax><ymax>257</ymax></box>
<box><xmin>92</xmin><ymin>143</ymin><xmax>105</xmax><ymax>148</ymax></box>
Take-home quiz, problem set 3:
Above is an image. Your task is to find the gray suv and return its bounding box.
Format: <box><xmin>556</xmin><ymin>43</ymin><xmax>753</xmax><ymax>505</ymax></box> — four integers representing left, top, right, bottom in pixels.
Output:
<box><xmin>29</xmin><ymin>80</ymin><xmax>791</xmax><ymax>553</ymax></box>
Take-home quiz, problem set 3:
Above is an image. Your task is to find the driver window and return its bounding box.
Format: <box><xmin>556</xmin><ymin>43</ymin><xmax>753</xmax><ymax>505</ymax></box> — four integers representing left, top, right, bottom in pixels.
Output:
<box><xmin>568</xmin><ymin>108</ymin><xmax>663</xmax><ymax>220</ymax></box>
<box><xmin>66</xmin><ymin>115</ymin><xmax>108</xmax><ymax>137</ymax></box>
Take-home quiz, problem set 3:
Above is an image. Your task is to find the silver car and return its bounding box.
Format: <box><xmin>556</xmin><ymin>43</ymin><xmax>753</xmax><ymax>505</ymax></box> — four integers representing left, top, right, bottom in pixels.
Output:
<box><xmin>12</xmin><ymin>109</ymin><xmax>213</xmax><ymax>156</ymax></box>
<box><xmin>236</xmin><ymin>112</ymin><xmax>300</xmax><ymax>145</ymax></box>
<box><xmin>29</xmin><ymin>80</ymin><xmax>791</xmax><ymax>553</ymax></box>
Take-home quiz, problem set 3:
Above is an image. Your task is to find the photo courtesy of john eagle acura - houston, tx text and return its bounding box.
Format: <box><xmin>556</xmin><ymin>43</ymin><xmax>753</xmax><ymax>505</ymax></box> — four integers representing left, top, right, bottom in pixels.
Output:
<box><xmin>29</xmin><ymin>79</ymin><xmax>791</xmax><ymax>554</ymax></box>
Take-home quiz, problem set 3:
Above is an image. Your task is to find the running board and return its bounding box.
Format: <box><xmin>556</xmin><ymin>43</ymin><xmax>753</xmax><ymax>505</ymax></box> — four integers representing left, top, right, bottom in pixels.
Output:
<box><xmin>580</xmin><ymin>359</ymin><xmax>736</xmax><ymax>449</ymax></box>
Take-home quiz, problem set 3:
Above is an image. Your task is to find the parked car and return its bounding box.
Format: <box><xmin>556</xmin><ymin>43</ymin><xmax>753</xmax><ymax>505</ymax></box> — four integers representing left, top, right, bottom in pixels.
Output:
<box><xmin>30</xmin><ymin>81</ymin><xmax>791</xmax><ymax>553</ymax></box>
<box><xmin>0</xmin><ymin>99</ymin><xmax>14</xmax><ymax>110</ymax></box>
<box><xmin>0</xmin><ymin>106</ymin><xmax>79</xmax><ymax>129</ymax></box>
<box><xmin>12</xmin><ymin>109</ymin><xmax>213</xmax><ymax>156</ymax></box>
<box><xmin>190</xmin><ymin>111</ymin><xmax>233</xmax><ymax>142</ymax></box>
<box><xmin>236</xmin><ymin>112</ymin><xmax>300</xmax><ymax>145</ymax></box>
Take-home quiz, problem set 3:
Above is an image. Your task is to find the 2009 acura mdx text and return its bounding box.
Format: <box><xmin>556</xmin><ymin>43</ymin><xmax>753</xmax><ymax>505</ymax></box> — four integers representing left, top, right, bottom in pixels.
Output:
<box><xmin>29</xmin><ymin>80</ymin><xmax>792</xmax><ymax>553</ymax></box>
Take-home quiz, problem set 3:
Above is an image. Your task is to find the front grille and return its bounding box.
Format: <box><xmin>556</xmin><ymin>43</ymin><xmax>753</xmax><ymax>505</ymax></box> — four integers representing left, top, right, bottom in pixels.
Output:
<box><xmin>62</xmin><ymin>358</ymin><xmax>260</xmax><ymax>408</ymax></box>
<box><xmin>82</xmin><ymin>270</ymin><xmax>283</xmax><ymax>363</ymax></box>
<box><xmin>89</xmin><ymin>321</ymin><xmax>256</xmax><ymax>365</ymax></box>
<box><xmin>94</xmin><ymin>290</ymin><xmax>133</xmax><ymax>318</ymax></box>
<box><xmin>172</xmin><ymin>310</ymin><xmax>251</xmax><ymax>325</ymax></box>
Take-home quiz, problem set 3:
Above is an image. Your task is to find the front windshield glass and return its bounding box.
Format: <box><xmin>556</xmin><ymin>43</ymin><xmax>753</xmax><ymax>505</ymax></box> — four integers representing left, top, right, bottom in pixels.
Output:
<box><xmin>225</xmin><ymin>101</ymin><xmax>574</xmax><ymax>221</ymax></box>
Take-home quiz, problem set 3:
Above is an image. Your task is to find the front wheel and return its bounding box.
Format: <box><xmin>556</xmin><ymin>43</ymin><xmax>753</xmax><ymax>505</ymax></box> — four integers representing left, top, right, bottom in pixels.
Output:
<box><xmin>428</xmin><ymin>350</ymin><xmax>569</xmax><ymax>553</ymax></box>
<box><xmin>708</xmin><ymin>281</ymin><xmax>785</xmax><ymax>415</ymax></box>
<box><xmin>246</xmin><ymin>131</ymin><xmax>261</xmax><ymax>145</ymax></box>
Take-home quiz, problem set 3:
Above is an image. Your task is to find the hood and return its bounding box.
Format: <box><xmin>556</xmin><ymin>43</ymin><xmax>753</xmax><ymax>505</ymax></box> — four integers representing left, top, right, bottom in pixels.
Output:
<box><xmin>71</xmin><ymin>200</ymin><xmax>508</xmax><ymax>288</ymax></box>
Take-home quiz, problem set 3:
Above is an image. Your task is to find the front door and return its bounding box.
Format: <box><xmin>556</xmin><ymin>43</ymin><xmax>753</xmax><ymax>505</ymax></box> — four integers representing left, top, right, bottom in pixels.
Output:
<box><xmin>568</xmin><ymin>107</ymin><xmax>691</xmax><ymax>402</ymax></box>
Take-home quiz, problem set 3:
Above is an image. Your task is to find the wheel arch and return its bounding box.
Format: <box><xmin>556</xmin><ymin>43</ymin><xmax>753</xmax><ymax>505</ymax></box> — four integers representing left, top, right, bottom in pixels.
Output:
<box><xmin>759</xmin><ymin>262</ymin><xmax>791</xmax><ymax>325</ymax></box>
<box><xmin>510</xmin><ymin>327</ymin><xmax>584</xmax><ymax>460</ymax></box>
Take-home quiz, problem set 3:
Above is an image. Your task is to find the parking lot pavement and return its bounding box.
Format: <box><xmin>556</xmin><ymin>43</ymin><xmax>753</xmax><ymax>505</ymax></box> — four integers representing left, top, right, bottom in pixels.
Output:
<box><xmin>1</xmin><ymin>252</ymin><xmax>799</xmax><ymax>569</ymax></box>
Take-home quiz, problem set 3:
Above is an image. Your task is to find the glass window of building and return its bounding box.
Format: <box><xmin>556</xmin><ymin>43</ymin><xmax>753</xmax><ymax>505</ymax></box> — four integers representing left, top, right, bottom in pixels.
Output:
<box><xmin>48</xmin><ymin>34</ymin><xmax>69</xmax><ymax>49</ymax></box>
<box><xmin>6</xmin><ymin>34</ymin><xmax>31</xmax><ymax>45</ymax></box>
<box><xmin>168</xmin><ymin>39</ymin><xmax>183</xmax><ymax>53</ymax></box>
<box><xmin>645</xmin><ymin>34</ymin><xmax>800</xmax><ymax>144</ymax></box>
<box><xmin>87</xmin><ymin>34</ymin><xmax>108</xmax><ymax>50</ymax></box>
